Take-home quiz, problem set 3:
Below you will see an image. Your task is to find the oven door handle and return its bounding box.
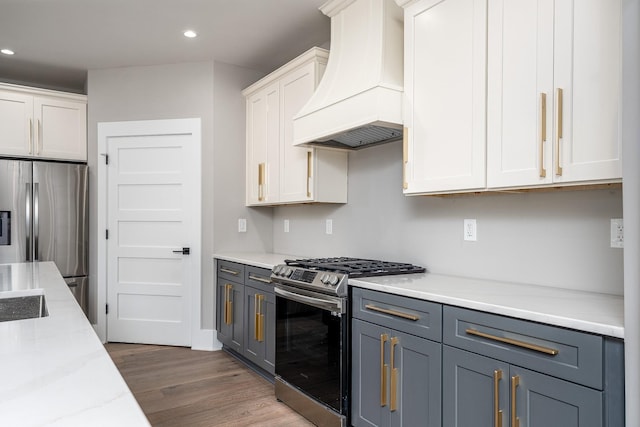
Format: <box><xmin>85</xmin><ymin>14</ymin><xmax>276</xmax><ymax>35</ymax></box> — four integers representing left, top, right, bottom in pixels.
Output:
<box><xmin>275</xmin><ymin>286</ymin><xmax>343</xmax><ymax>313</ymax></box>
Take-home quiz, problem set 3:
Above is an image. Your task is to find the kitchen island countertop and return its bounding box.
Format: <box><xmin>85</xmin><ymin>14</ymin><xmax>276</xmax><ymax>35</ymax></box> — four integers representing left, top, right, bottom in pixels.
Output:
<box><xmin>214</xmin><ymin>252</ymin><xmax>624</xmax><ymax>339</ymax></box>
<box><xmin>0</xmin><ymin>262</ymin><xmax>149</xmax><ymax>427</ymax></box>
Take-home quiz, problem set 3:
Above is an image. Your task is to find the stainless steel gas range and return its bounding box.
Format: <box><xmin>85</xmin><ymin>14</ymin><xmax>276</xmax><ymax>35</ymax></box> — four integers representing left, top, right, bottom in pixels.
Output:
<box><xmin>271</xmin><ymin>257</ymin><xmax>425</xmax><ymax>427</ymax></box>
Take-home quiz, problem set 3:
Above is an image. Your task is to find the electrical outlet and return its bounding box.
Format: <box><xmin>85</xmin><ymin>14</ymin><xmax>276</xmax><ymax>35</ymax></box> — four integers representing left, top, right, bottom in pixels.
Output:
<box><xmin>284</xmin><ymin>219</ymin><xmax>290</xmax><ymax>233</ymax></box>
<box><xmin>326</xmin><ymin>219</ymin><xmax>333</xmax><ymax>235</ymax></box>
<box><xmin>610</xmin><ymin>218</ymin><xmax>623</xmax><ymax>248</ymax></box>
<box><xmin>238</xmin><ymin>218</ymin><xmax>247</xmax><ymax>233</ymax></box>
<box><xmin>464</xmin><ymin>219</ymin><xmax>477</xmax><ymax>241</ymax></box>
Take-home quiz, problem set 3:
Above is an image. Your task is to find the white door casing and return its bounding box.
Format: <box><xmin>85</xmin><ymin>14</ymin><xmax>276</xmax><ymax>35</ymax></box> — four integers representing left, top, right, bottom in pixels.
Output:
<box><xmin>97</xmin><ymin>118</ymin><xmax>201</xmax><ymax>346</ymax></box>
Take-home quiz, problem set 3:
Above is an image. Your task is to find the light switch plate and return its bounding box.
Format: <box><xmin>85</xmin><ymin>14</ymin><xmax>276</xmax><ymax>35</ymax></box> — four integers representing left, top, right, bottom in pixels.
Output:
<box><xmin>284</xmin><ymin>219</ymin><xmax>290</xmax><ymax>233</ymax></box>
<box><xmin>326</xmin><ymin>219</ymin><xmax>333</xmax><ymax>235</ymax></box>
<box><xmin>238</xmin><ymin>218</ymin><xmax>247</xmax><ymax>233</ymax></box>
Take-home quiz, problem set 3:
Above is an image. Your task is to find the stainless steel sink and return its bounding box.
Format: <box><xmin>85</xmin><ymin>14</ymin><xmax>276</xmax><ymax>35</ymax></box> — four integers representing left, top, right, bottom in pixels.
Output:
<box><xmin>0</xmin><ymin>294</ymin><xmax>48</xmax><ymax>322</ymax></box>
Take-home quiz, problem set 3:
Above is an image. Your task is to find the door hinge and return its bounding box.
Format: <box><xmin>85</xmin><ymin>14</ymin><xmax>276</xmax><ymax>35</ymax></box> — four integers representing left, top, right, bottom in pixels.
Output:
<box><xmin>105</xmin><ymin>229</ymin><xmax>109</xmax><ymax>239</ymax></box>
<box><xmin>106</xmin><ymin>304</ymin><xmax>109</xmax><ymax>315</ymax></box>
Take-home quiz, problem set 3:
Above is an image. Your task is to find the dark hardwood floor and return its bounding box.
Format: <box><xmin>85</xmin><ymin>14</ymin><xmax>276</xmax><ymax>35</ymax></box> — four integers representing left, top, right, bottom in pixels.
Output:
<box><xmin>105</xmin><ymin>343</ymin><xmax>314</xmax><ymax>427</ymax></box>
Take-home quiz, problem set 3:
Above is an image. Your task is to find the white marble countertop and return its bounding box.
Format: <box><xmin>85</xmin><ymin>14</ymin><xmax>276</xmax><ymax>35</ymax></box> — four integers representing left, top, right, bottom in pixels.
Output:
<box><xmin>213</xmin><ymin>252</ymin><xmax>305</xmax><ymax>269</ymax></box>
<box><xmin>0</xmin><ymin>262</ymin><xmax>150</xmax><ymax>427</ymax></box>
<box><xmin>213</xmin><ymin>252</ymin><xmax>624</xmax><ymax>339</ymax></box>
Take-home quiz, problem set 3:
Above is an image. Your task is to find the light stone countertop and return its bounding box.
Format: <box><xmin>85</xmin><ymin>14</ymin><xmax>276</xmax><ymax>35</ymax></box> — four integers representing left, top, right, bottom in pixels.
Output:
<box><xmin>0</xmin><ymin>262</ymin><xmax>150</xmax><ymax>427</ymax></box>
<box><xmin>213</xmin><ymin>252</ymin><xmax>624</xmax><ymax>339</ymax></box>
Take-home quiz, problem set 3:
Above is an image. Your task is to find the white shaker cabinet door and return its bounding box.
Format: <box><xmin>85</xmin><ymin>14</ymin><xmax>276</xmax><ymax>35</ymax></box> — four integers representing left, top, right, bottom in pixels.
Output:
<box><xmin>553</xmin><ymin>0</ymin><xmax>622</xmax><ymax>184</ymax></box>
<box><xmin>279</xmin><ymin>62</ymin><xmax>316</xmax><ymax>203</ymax></box>
<box><xmin>486</xmin><ymin>0</ymin><xmax>555</xmax><ymax>188</ymax></box>
<box><xmin>246</xmin><ymin>82</ymin><xmax>280</xmax><ymax>206</ymax></box>
<box><xmin>404</xmin><ymin>0</ymin><xmax>487</xmax><ymax>195</ymax></box>
<box><xmin>34</xmin><ymin>96</ymin><xmax>87</xmax><ymax>161</ymax></box>
<box><xmin>0</xmin><ymin>90</ymin><xmax>34</xmax><ymax>157</ymax></box>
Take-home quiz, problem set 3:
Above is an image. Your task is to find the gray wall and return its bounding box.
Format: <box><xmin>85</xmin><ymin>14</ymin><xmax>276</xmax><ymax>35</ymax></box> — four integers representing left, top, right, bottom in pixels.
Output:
<box><xmin>273</xmin><ymin>141</ymin><xmax>624</xmax><ymax>296</ymax></box>
<box><xmin>87</xmin><ymin>61</ymin><xmax>270</xmax><ymax>329</ymax></box>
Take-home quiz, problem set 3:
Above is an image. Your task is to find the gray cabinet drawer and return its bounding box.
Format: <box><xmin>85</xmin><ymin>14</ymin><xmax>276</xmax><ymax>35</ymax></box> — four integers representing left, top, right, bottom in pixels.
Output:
<box><xmin>352</xmin><ymin>287</ymin><xmax>442</xmax><ymax>342</ymax></box>
<box><xmin>443</xmin><ymin>306</ymin><xmax>603</xmax><ymax>389</ymax></box>
<box><xmin>245</xmin><ymin>266</ymin><xmax>274</xmax><ymax>293</ymax></box>
<box><xmin>217</xmin><ymin>260</ymin><xmax>245</xmax><ymax>283</ymax></box>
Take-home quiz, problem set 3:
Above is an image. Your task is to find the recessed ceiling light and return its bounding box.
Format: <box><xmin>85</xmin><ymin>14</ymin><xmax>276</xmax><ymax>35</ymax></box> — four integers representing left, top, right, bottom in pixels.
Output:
<box><xmin>183</xmin><ymin>30</ymin><xmax>197</xmax><ymax>38</ymax></box>
<box><xmin>1</xmin><ymin>49</ymin><xmax>15</xmax><ymax>55</ymax></box>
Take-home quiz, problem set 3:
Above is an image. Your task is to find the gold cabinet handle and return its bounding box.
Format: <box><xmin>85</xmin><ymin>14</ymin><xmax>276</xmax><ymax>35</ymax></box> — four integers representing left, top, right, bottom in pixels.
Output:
<box><xmin>511</xmin><ymin>375</ymin><xmax>520</xmax><ymax>427</ymax></box>
<box><xmin>465</xmin><ymin>328</ymin><xmax>559</xmax><ymax>356</ymax></box>
<box><xmin>555</xmin><ymin>88</ymin><xmax>563</xmax><ymax>176</ymax></box>
<box><xmin>390</xmin><ymin>337</ymin><xmax>399</xmax><ymax>412</ymax></box>
<box><xmin>224</xmin><ymin>284</ymin><xmax>233</xmax><ymax>325</ymax></box>
<box><xmin>259</xmin><ymin>295</ymin><xmax>265</xmax><ymax>342</ymax></box>
<box><xmin>306</xmin><ymin>151</ymin><xmax>312</xmax><ymax>198</ymax></box>
<box><xmin>258</xmin><ymin>163</ymin><xmax>266</xmax><ymax>201</ymax></box>
<box><xmin>365</xmin><ymin>304</ymin><xmax>419</xmax><ymax>321</ymax></box>
<box><xmin>380</xmin><ymin>334</ymin><xmax>388</xmax><ymax>407</ymax></box>
<box><xmin>248</xmin><ymin>274</ymin><xmax>271</xmax><ymax>284</ymax></box>
<box><xmin>37</xmin><ymin>119</ymin><xmax>41</xmax><ymax>155</ymax></box>
<box><xmin>220</xmin><ymin>267</ymin><xmax>239</xmax><ymax>276</ymax></box>
<box><xmin>494</xmin><ymin>370</ymin><xmax>503</xmax><ymax>427</ymax></box>
<box><xmin>402</xmin><ymin>127</ymin><xmax>408</xmax><ymax>190</ymax></box>
<box><xmin>29</xmin><ymin>119</ymin><xmax>33</xmax><ymax>154</ymax></box>
<box><xmin>253</xmin><ymin>294</ymin><xmax>258</xmax><ymax>341</ymax></box>
<box><xmin>539</xmin><ymin>93</ymin><xmax>547</xmax><ymax>178</ymax></box>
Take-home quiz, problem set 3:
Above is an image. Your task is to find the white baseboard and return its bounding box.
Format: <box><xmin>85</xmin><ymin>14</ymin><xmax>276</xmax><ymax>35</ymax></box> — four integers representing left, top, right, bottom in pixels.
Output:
<box><xmin>191</xmin><ymin>328</ymin><xmax>222</xmax><ymax>351</ymax></box>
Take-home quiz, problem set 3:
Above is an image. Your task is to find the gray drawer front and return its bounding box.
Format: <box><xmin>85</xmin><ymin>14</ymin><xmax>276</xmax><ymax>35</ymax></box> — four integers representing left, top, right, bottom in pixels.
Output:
<box><xmin>443</xmin><ymin>306</ymin><xmax>603</xmax><ymax>389</ymax></box>
<box><xmin>352</xmin><ymin>287</ymin><xmax>442</xmax><ymax>342</ymax></box>
<box><xmin>216</xmin><ymin>260</ymin><xmax>245</xmax><ymax>283</ymax></box>
<box><xmin>245</xmin><ymin>266</ymin><xmax>274</xmax><ymax>293</ymax></box>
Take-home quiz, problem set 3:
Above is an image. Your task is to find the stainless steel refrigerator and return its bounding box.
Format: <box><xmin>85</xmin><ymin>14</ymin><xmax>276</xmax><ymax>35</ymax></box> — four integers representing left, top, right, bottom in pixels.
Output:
<box><xmin>0</xmin><ymin>159</ymin><xmax>88</xmax><ymax>314</ymax></box>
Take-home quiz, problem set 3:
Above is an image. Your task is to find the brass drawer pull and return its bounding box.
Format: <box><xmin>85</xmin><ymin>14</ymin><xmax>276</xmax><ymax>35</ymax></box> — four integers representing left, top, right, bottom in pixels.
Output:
<box><xmin>380</xmin><ymin>334</ymin><xmax>388</xmax><ymax>407</ymax></box>
<box><xmin>248</xmin><ymin>274</ymin><xmax>271</xmax><ymax>284</ymax></box>
<box><xmin>465</xmin><ymin>328</ymin><xmax>559</xmax><ymax>356</ymax></box>
<box><xmin>389</xmin><ymin>337</ymin><xmax>399</xmax><ymax>412</ymax></box>
<box><xmin>365</xmin><ymin>304</ymin><xmax>419</xmax><ymax>321</ymax></box>
<box><xmin>511</xmin><ymin>375</ymin><xmax>520</xmax><ymax>427</ymax></box>
<box><xmin>539</xmin><ymin>93</ymin><xmax>547</xmax><ymax>178</ymax></box>
<box><xmin>494</xmin><ymin>370</ymin><xmax>503</xmax><ymax>427</ymax></box>
<box><xmin>220</xmin><ymin>267</ymin><xmax>239</xmax><ymax>276</ymax></box>
<box><xmin>555</xmin><ymin>88</ymin><xmax>563</xmax><ymax>176</ymax></box>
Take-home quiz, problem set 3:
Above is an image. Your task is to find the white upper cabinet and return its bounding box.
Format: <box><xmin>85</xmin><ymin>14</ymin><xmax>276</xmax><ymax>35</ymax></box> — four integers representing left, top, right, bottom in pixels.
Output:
<box><xmin>0</xmin><ymin>84</ymin><xmax>87</xmax><ymax>162</ymax></box>
<box><xmin>398</xmin><ymin>0</ymin><xmax>623</xmax><ymax>195</ymax></box>
<box><xmin>244</xmin><ymin>48</ymin><xmax>348</xmax><ymax>206</ymax></box>
<box><xmin>402</xmin><ymin>0</ymin><xmax>487</xmax><ymax>194</ymax></box>
<box><xmin>487</xmin><ymin>0</ymin><xmax>622</xmax><ymax>189</ymax></box>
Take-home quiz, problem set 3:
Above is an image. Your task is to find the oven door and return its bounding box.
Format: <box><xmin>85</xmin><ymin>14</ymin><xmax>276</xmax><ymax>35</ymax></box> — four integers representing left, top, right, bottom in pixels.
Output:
<box><xmin>275</xmin><ymin>284</ymin><xmax>348</xmax><ymax>415</ymax></box>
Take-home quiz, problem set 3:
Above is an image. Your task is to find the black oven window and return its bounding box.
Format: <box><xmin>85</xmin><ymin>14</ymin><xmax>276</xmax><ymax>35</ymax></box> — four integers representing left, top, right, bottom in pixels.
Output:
<box><xmin>276</xmin><ymin>296</ymin><xmax>343</xmax><ymax>412</ymax></box>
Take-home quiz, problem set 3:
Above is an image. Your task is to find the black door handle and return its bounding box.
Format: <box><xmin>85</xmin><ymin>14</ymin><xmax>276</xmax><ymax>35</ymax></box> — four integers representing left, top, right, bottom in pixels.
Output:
<box><xmin>173</xmin><ymin>247</ymin><xmax>190</xmax><ymax>255</ymax></box>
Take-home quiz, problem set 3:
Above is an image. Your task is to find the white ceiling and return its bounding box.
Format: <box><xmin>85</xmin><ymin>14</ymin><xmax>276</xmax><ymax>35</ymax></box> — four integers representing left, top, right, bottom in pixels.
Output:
<box><xmin>0</xmin><ymin>0</ymin><xmax>331</xmax><ymax>93</ymax></box>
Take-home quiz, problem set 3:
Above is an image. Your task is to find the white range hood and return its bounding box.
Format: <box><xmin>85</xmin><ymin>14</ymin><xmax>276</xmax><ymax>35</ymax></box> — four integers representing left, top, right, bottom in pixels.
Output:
<box><xmin>293</xmin><ymin>0</ymin><xmax>404</xmax><ymax>150</ymax></box>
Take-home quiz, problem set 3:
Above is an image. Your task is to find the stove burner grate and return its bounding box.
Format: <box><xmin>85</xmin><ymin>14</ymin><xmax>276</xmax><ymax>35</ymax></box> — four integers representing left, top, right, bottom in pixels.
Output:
<box><xmin>284</xmin><ymin>257</ymin><xmax>426</xmax><ymax>278</ymax></box>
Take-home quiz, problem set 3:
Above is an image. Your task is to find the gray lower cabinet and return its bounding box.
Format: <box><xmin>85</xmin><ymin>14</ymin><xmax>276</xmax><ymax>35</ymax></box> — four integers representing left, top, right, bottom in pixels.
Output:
<box><xmin>243</xmin><ymin>267</ymin><xmax>276</xmax><ymax>374</ymax></box>
<box><xmin>443</xmin><ymin>345</ymin><xmax>602</xmax><ymax>427</ymax></box>
<box><xmin>443</xmin><ymin>305</ymin><xmax>625</xmax><ymax>427</ymax></box>
<box><xmin>216</xmin><ymin>278</ymin><xmax>244</xmax><ymax>353</ymax></box>
<box><xmin>351</xmin><ymin>288</ymin><xmax>442</xmax><ymax>427</ymax></box>
<box><xmin>215</xmin><ymin>260</ymin><xmax>275</xmax><ymax>376</ymax></box>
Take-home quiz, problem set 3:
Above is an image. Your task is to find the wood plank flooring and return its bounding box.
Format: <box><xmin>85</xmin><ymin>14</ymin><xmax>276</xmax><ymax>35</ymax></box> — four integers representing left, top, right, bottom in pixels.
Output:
<box><xmin>105</xmin><ymin>343</ymin><xmax>314</xmax><ymax>427</ymax></box>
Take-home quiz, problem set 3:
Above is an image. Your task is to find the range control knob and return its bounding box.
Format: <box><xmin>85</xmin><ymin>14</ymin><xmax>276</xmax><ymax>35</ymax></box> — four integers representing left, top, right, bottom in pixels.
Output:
<box><xmin>272</xmin><ymin>266</ymin><xmax>281</xmax><ymax>275</ymax></box>
<box><xmin>327</xmin><ymin>275</ymin><xmax>339</xmax><ymax>286</ymax></box>
<box><xmin>320</xmin><ymin>274</ymin><xmax>329</xmax><ymax>284</ymax></box>
<box><xmin>284</xmin><ymin>268</ymin><xmax>293</xmax><ymax>277</ymax></box>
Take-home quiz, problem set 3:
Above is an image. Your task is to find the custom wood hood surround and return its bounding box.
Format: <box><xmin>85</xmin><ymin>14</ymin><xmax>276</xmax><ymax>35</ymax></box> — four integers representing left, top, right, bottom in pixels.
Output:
<box><xmin>293</xmin><ymin>0</ymin><xmax>405</xmax><ymax>150</ymax></box>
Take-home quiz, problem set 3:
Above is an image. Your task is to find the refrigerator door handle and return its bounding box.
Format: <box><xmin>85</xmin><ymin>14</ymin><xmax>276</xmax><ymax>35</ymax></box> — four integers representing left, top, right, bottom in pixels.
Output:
<box><xmin>25</xmin><ymin>183</ymin><xmax>32</xmax><ymax>261</ymax></box>
<box><xmin>34</xmin><ymin>182</ymin><xmax>39</xmax><ymax>261</ymax></box>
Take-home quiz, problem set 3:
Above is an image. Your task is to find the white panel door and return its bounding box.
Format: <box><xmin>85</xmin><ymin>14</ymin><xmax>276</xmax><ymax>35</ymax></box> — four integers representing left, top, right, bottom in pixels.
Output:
<box><xmin>106</xmin><ymin>120</ymin><xmax>200</xmax><ymax>346</ymax></box>
<box><xmin>279</xmin><ymin>62</ymin><xmax>315</xmax><ymax>203</ymax></box>
<box><xmin>553</xmin><ymin>0</ymin><xmax>622</xmax><ymax>183</ymax></box>
<box><xmin>0</xmin><ymin>90</ymin><xmax>33</xmax><ymax>157</ymax></box>
<box><xmin>487</xmin><ymin>0</ymin><xmax>554</xmax><ymax>188</ymax></box>
<box><xmin>34</xmin><ymin>96</ymin><xmax>87</xmax><ymax>161</ymax></box>
<box><xmin>404</xmin><ymin>0</ymin><xmax>487</xmax><ymax>194</ymax></box>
